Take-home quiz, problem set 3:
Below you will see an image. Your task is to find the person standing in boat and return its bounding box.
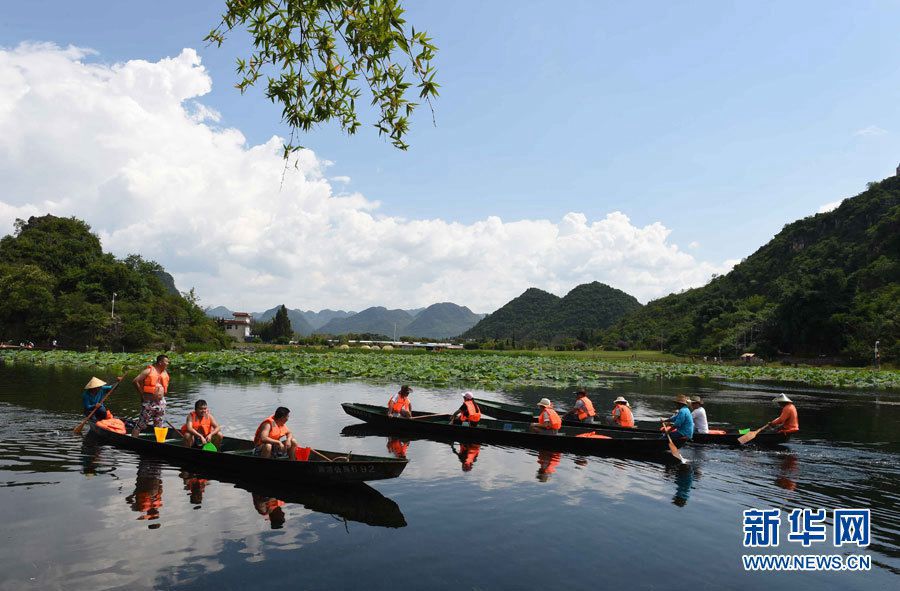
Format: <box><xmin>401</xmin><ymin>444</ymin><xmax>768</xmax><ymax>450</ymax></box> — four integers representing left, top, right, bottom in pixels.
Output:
<box><xmin>387</xmin><ymin>385</ymin><xmax>413</xmax><ymax>418</ymax></box>
<box><xmin>253</xmin><ymin>406</ymin><xmax>299</xmax><ymax>459</ymax></box>
<box><xmin>690</xmin><ymin>396</ymin><xmax>709</xmax><ymax>434</ymax></box>
<box><xmin>663</xmin><ymin>394</ymin><xmax>694</xmax><ymax>443</ymax></box>
<box><xmin>449</xmin><ymin>392</ymin><xmax>482</xmax><ymax>425</ymax></box>
<box><xmin>564</xmin><ymin>388</ymin><xmax>596</xmax><ymax>423</ymax></box>
<box><xmin>611</xmin><ymin>396</ymin><xmax>635</xmax><ymax>427</ymax></box>
<box><xmin>530</xmin><ymin>398</ymin><xmax>562</xmax><ymax>434</ymax></box>
<box><xmin>81</xmin><ymin>375</ymin><xmax>122</xmax><ymax>421</ymax></box>
<box><xmin>131</xmin><ymin>354</ymin><xmax>170</xmax><ymax>437</ymax></box>
<box><xmin>766</xmin><ymin>393</ymin><xmax>799</xmax><ymax>434</ymax></box>
<box><xmin>180</xmin><ymin>399</ymin><xmax>223</xmax><ymax>449</ymax></box>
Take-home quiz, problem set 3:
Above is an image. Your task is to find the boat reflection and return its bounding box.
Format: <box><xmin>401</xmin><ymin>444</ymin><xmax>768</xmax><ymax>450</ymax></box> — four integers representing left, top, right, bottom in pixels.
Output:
<box><xmin>126</xmin><ymin>457</ymin><xmax>164</xmax><ymax>528</ymax></box>
<box><xmin>451</xmin><ymin>442</ymin><xmax>481</xmax><ymax>472</ymax></box>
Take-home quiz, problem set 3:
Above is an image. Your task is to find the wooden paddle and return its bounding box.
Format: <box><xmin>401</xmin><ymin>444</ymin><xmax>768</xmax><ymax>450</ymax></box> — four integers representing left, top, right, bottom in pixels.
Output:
<box><xmin>409</xmin><ymin>413</ymin><xmax>450</xmax><ymax>420</ymax></box>
<box><xmin>662</xmin><ymin>421</ymin><xmax>687</xmax><ymax>464</ymax></box>
<box><xmin>74</xmin><ymin>380</ymin><xmax>122</xmax><ymax>435</ymax></box>
<box><xmin>737</xmin><ymin>423</ymin><xmax>769</xmax><ymax>445</ymax></box>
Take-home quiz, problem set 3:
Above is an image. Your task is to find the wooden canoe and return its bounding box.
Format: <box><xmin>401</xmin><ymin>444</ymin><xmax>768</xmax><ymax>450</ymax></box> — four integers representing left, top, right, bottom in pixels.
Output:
<box><xmin>341</xmin><ymin>402</ymin><xmax>685</xmax><ymax>463</ymax></box>
<box><xmin>88</xmin><ymin>422</ymin><xmax>408</xmax><ymax>484</ymax></box>
<box><xmin>475</xmin><ymin>398</ymin><xmax>793</xmax><ymax>446</ymax></box>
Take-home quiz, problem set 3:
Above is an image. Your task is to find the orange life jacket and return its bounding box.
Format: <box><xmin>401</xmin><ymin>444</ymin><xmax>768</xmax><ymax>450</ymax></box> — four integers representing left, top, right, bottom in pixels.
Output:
<box><xmin>539</xmin><ymin>407</ymin><xmax>562</xmax><ymax>430</ymax></box>
<box><xmin>459</xmin><ymin>443</ymin><xmax>480</xmax><ymax>469</ymax></box>
<box><xmin>254</xmin><ymin>416</ymin><xmax>287</xmax><ymax>446</ymax></box>
<box><xmin>181</xmin><ymin>411</ymin><xmax>211</xmax><ymax>436</ymax></box>
<box><xmin>612</xmin><ymin>404</ymin><xmax>635</xmax><ymax>427</ymax></box>
<box><xmin>575</xmin><ymin>396</ymin><xmax>596</xmax><ymax>421</ymax></box>
<box><xmin>387</xmin><ymin>439</ymin><xmax>409</xmax><ymax>458</ymax></box>
<box><xmin>96</xmin><ymin>417</ymin><xmax>126</xmax><ymax>434</ymax></box>
<box><xmin>575</xmin><ymin>431</ymin><xmax>612</xmax><ymax>439</ymax></box>
<box><xmin>388</xmin><ymin>394</ymin><xmax>411</xmax><ymax>414</ymax></box>
<box><xmin>772</xmin><ymin>403</ymin><xmax>799</xmax><ymax>433</ymax></box>
<box><xmin>142</xmin><ymin>365</ymin><xmax>170</xmax><ymax>396</ymax></box>
<box><xmin>461</xmin><ymin>400</ymin><xmax>481</xmax><ymax>423</ymax></box>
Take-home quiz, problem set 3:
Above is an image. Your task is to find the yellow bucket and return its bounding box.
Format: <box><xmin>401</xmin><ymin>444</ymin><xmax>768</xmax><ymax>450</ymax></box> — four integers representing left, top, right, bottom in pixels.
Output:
<box><xmin>154</xmin><ymin>426</ymin><xmax>168</xmax><ymax>443</ymax></box>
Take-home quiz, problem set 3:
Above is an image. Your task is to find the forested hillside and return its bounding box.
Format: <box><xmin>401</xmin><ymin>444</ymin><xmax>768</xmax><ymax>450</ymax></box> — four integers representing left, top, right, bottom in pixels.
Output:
<box><xmin>604</xmin><ymin>176</ymin><xmax>900</xmax><ymax>363</ymax></box>
<box><xmin>0</xmin><ymin>215</ymin><xmax>229</xmax><ymax>351</ymax></box>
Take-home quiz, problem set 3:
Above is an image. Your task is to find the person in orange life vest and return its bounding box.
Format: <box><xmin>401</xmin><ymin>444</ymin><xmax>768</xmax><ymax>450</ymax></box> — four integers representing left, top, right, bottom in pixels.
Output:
<box><xmin>564</xmin><ymin>388</ymin><xmax>596</xmax><ymax>423</ymax></box>
<box><xmin>180</xmin><ymin>399</ymin><xmax>223</xmax><ymax>448</ymax></box>
<box><xmin>611</xmin><ymin>396</ymin><xmax>635</xmax><ymax>427</ymax></box>
<box><xmin>766</xmin><ymin>393</ymin><xmax>799</xmax><ymax>434</ymax></box>
<box><xmin>537</xmin><ymin>450</ymin><xmax>562</xmax><ymax>482</ymax></box>
<box><xmin>387</xmin><ymin>437</ymin><xmax>410</xmax><ymax>458</ymax></box>
<box><xmin>530</xmin><ymin>398</ymin><xmax>562</xmax><ymax>434</ymax></box>
<box><xmin>131</xmin><ymin>354</ymin><xmax>170</xmax><ymax>437</ymax></box>
<box><xmin>387</xmin><ymin>385</ymin><xmax>413</xmax><ymax>418</ymax></box>
<box><xmin>452</xmin><ymin>442</ymin><xmax>481</xmax><ymax>471</ymax></box>
<box><xmin>449</xmin><ymin>392</ymin><xmax>482</xmax><ymax>425</ymax></box>
<box><xmin>253</xmin><ymin>406</ymin><xmax>299</xmax><ymax>459</ymax></box>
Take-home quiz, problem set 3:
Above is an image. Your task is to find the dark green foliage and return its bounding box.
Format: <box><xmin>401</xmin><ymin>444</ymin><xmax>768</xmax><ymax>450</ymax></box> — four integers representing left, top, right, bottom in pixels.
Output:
<box><xmin>0</xmin><ymin>215</ymin><xmax>230</xmax><ymax>351</ymax></box>
<box><xmin>258</xmin><ymin>305</ymin><xmax>294</xmax><ymax>342</ymax></box>
<box><xmin>463</xmin><ymin>283</ymin><xmax>641</xmax><ymax>344</ymax></box>
<box><xmin>318</xmin><ymin>306</ymin><xmax>413</xmax><ymax>337</ymax></box>
<box><xmin>604</xmin><ymin>176</ymin><xmax>900</xmax><ymax>362</ymax></box>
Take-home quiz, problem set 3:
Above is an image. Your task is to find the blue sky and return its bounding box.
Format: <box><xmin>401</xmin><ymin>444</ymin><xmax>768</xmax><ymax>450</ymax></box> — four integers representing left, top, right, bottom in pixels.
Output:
<box><xmin>1</xmin><ymin>1</ymin><xmax>898</xmax><ymax>311</ymax></box>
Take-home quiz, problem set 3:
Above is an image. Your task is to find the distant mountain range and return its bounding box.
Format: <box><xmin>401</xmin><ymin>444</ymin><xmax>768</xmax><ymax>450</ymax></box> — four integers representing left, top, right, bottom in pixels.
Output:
<box><xmin>205</xmin><ymin>303</ymin><xmax>484</xmax><ymax>339</ymax></box>
<box><xmin>462</xmin><ymin>281</ymin><xmax>642</xmax><ymax>343</ymax></box>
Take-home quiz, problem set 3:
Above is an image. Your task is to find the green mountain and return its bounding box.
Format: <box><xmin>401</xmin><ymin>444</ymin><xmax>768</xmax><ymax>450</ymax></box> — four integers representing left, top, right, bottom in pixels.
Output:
<box><xmin>318</xmin><ymin>306</ymin><xmax>413</xmax><ymax>337</ymax></box>
<box><xmin>0</xmin><ymin>215</ymin><xmax>228</xmax><ymax>350</ymax></box>
<box><xmin>255</xmin><ymin>305</ymin><xmax>315</xmax><ymax>336</ymax></box>
<box><xmin>403</xmin><ymin>302</ymin><xmax>484</xmax><ymax>339</ymax></box>
<box><xmin>604</xmin><ymin>175</ymin><xmax>900</xmax><ymax>362</ymax></box>
<box><xmin>462</xmin><ymin>287</ymin><xmax>561</xmax><ymax>341</ymax></box>
<box><xmin>302</xmin><ymin>309</ymin><xmax>355</xmax><ymax>330</ymax></box>
<box><xmin>538</xmin><ymin>282</ymin><xmax>642</xmax><ymax>341</ymax></box>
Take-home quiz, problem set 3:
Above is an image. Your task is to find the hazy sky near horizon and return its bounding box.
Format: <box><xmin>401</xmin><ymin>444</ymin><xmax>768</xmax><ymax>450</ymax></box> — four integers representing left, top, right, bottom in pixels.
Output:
<box><xmin>1</xmin><ymin>1</ymin><xmax>898</xmax><ymax>312</ymax></box>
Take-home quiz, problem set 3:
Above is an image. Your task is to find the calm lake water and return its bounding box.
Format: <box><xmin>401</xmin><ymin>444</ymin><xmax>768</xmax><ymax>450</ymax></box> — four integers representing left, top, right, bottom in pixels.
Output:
<box><xmin>0</xmin><ymin>363</ymin><xmax>898</xmax><ymax>590</ymax></box>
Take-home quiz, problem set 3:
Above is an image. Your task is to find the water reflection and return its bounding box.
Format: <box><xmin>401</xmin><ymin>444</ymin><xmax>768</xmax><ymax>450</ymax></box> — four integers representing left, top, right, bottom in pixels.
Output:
<box><xmin>386</xmin><ymin>437</ymin><xmax>410</xmax><ymax>459</ymax></box>
<box><xmin>775</xmin><ymin>453</ymin><xmax>799</xmax><ymax>491</ymax></box>
<box><xmin>179</xmin><ymin>470</ymin><xmax>210</xmax><ymax>506</ymax></box>
<box><xmin>666</xmin><ymin>464</ymin><xmax>695</xmax><ymax>507</ymax></box>
<box><xmin>126</xmin><ymin>458</ymin><xmax>164</xmax><ymax>527</ymax></box>
<box><xmin>251</xmin><ymin>494</ymin><xmax>287</xmax><ymax>529</ymax></box>
<box><xmin>451</xmin><ymin>442</ymin><xmax>481</xmax><ymax>472</ymax></box>
<box><xmin>536</xmin><ymin>450</ymin><xmax>561</xmax><ymax>482</ymax></box>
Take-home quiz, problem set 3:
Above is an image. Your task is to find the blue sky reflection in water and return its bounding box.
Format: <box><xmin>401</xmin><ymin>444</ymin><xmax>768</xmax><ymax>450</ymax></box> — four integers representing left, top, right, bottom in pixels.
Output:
<box><xmin>0</xmin><ymin>366</ymin><xmax>898</xmax><ymax>590</ymax></box>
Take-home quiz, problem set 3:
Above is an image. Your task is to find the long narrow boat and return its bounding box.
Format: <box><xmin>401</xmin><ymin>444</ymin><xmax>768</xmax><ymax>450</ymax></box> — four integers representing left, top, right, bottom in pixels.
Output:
<box><xmin>475</xmin><ymin>398</ymin><xmax>792</xmax><ymax>446</ymax></box>
<box><xmin>88</xmin><ymin>422</ymin><xmax>408</xmax><ymax>484</ymax></box>
<box><xmin>341</xmin><ymin>403</ymin><xmax>684</xmax><ymax>463</ymax></box>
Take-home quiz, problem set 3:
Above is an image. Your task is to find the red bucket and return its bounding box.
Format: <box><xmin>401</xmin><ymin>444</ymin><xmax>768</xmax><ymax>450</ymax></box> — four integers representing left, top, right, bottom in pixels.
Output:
<box><xmin>295</xmin><ymin>447</ymin><xmax>312</xmax><ymax>462</ymax></box>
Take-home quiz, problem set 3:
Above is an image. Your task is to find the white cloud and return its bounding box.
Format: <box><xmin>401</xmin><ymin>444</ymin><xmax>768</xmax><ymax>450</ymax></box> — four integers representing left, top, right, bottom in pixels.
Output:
<box><xmin>818</xmin><ymin>200</ymin><xmax>842</xmax><ymax>214</ymax></box>
<box><xmin>854</xmin><ymin>125</ymin><xmax>888</xmax><ymax>137</ymax></box>
<box><xmin>329</xmin><ymin>175</ymin><xmax>351</xmax><ymax>184</ymax></box>
<box><xmin>688</xmin><ymin>241</ymin><xmax>699</xmax><ymax>250</ymax></box>
<box><xmin>0</xmin><ymin>43</ymin><xmax>730</xmax><ymax>311</ymax></box>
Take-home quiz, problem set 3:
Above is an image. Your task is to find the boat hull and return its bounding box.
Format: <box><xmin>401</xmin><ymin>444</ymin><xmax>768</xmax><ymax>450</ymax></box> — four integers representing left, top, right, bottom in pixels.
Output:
<box><xmin>476</xmin><ymin>399</ymin><xmax>793</xmax><ymax>446</ymax></box>
<box><xmin>341</xmin><ymin>403</ymin><xmax>684</xmax><ymax>463</ymax></box>
<box><xmin>88</xmin><ymin>423</ymin><xmax>408</xmax><ymax>484</ymax></box>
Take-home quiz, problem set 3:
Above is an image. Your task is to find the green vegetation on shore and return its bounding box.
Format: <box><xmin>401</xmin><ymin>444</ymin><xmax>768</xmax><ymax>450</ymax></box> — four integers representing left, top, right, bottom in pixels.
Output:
<box><xmin>3</xmin><ymin>349</ymin><xmax>897</xmax><ymax>390</ymax></box>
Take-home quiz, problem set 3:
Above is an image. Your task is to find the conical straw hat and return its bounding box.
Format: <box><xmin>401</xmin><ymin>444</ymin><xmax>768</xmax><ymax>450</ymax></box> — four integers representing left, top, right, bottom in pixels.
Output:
<box><xmin>84</xmin><ymin>377</ymin><xmax>106</xmax><ymax>390</ymax></box>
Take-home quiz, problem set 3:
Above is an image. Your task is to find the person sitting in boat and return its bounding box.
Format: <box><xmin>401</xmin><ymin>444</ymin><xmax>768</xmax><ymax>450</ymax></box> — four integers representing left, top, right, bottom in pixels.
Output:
<box><xmin>611</xmin><ymin>396</ymin><xmax>635</xmax><ymax>427</ymax></box>
<box><xmin>564</xmin><ymin>388</ymin><xmax>596</xmax><ymax>423</ymax></box>
<box><xmin>81</xmin><ymin>376</ymin><xmax>122</xmax><ymax>421</ymax></box>
<box><xmin>180</xmin><ymin>399</ymin><xmax>223</xmax><ymax>449</ymax></box>
<box><xmin>253</xmin><ymin>407</ymin><xmax>299</xmax><ymax>459</ymax></box>
<box><xmin>766</xmin><ymin>393</ymin><xmax>799</xmax><ymax>434</ymax></box>
<box><xmin>449</xmin><ymin>392</ymin><xmax>482</xmax><ymax>425</ymax></box>
<box><xmin>690</xmin><ymin>396</ymin><xmax>709</xmax><ymax>434</ymax></box>
<box><xmin>530</xmin><ymin>398</ymin><xmax>562</xmax><ymax>434</ymax></box>
<box><xmin>387</xmin><ymin>385</ymin><xmax>413</xmax><ymax>418</ymax></box>
<box><xmin>662</xmin><ymin>395</ymin><xmax>694</xmax><ymax>443</ymax></box>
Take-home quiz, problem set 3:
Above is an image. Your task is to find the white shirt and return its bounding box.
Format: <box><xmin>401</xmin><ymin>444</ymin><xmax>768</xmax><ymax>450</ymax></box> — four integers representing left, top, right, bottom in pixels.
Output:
<box><xmin>692</xmin><ymin>407</ymin><xmax>709</xmax><ymax>434</ymax></box>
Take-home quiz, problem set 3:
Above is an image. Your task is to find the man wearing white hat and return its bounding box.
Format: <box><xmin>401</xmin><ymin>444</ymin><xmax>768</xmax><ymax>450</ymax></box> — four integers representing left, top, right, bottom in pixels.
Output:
<box><xmin>611</xmin><ymin>396</ymin><xmax>635</xmax><ymax>428</ymax></box>
<box><xmin>689</xmin><ymin>396</ymin><xmax>709</xmax><ymax>434</ymax></box>
<box><xmin>767</xmin><ymin>393</ymin><xmax>799</xmax><ymax>434</ymax></box>
<box><xmin>530</xmin><ymin>399</ymin><xmax>562</xmax><ymax>434</ymax></box>
<box><xmin>449</xmin><ymin>392</ymin><xmax>482</xmax><ymax>425</ymax></box>
<box><xmin>81</xmin><ymin>376</ymin><xmax>123</xmax><ymax>421</ymax></box>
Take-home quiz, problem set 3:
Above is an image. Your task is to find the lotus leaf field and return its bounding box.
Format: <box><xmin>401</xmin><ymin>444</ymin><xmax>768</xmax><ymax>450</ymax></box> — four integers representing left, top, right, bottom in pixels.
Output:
<box><xmin>1</xmin><ymin>349</ymin><xmax>897</xmax><ymax>390</ymax></box>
